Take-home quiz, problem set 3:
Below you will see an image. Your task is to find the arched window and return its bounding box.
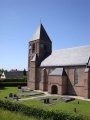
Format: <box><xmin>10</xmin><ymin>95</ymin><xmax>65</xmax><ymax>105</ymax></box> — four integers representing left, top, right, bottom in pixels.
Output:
<box><xmin>32</xmin><ymin>43</ymin><xmax>35</xmax><ymax>53</ymax></box>
<box><xmin>74</xmin><ymin>68</ymin><xmax>78</xmax><ymax>84</ymax></box>
<box><xmin>51</xmin><ymin>85</ymin><xmax>58</xmax><ymax>94</ymax></box>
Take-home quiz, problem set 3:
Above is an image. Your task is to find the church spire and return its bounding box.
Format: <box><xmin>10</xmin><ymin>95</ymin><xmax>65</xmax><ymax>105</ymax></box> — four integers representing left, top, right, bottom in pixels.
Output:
<box><xmin>31</xmin><ymin>23</ymin><xmax>51</xmax><ymax>42</ymax></box>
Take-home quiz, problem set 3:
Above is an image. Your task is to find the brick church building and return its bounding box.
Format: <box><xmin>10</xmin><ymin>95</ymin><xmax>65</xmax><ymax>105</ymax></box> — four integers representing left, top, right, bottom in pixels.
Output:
<box><xmin>28</xmin><ymin>24</ymin><xmax>90</xmax><ymax>99</ymax></box>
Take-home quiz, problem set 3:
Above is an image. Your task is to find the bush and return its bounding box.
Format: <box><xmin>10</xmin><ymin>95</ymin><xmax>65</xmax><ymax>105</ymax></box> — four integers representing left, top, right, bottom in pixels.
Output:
<box><xmin>0</xmin><ymin>78</ymin><xmax>27</xmax><ymax>83</ymax></box>
<box><xmin>0</xmin><ymin>100</ymin><xmax>84</xmax><ymax>120</ymax></box>
<box><xmin>0</xmin><ymin>82</ymin><xmax>27</xmax><ymax>87</ymax></box>
<box><xmin>0</xmin><ymin>78</ymin><xmax>27</xmax><ymax>87</ymax></box>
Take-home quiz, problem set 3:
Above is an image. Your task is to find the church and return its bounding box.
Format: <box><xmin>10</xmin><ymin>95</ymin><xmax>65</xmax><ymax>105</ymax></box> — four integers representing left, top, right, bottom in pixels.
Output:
<box><xmin>27</xmin><ymin>24</ymin><xmax>90</xmax><ymax>99</ymax></box>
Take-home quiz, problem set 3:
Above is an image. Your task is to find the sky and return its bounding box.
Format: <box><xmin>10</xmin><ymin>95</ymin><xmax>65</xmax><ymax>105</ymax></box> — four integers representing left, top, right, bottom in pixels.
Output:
<box><xmin>0</xmin><ymin>0</ymin><xmax>90</xmax><ymax>70</ymax></box>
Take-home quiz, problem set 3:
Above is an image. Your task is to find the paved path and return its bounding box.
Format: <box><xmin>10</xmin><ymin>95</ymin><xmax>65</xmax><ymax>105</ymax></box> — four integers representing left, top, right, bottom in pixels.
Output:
<box><xmin>63</xmin><ymin>95</ymin><xmax>90</xmax><ymax>101</ymax></box>
<box><xmin>18</xmin><ymin>90</ymin><xmax>90</xmax><ymax>101</ymax></box>
<box><xmin>19</xmin><ymin>92</ymin><xmax>52</xmax><ymax>101</ymax></box>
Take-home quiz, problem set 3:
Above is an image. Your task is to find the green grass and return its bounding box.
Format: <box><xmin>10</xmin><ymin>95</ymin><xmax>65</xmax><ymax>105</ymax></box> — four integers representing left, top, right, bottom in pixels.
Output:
<box><xmin>22</xmin><ymin>99</ymin><xmax>90</xmax><ymax>117</ymax></box>
<box><xmin>0</xmin><ymin>87</ymin><xmax>17</xmax><ymax>99</ymax></box>
<box><xmin>0</xmin><ymin>108</ymin><xmax>37</xmax><ymax>120</ymax></box>
<box><xmin>0</xmin><ymin>87</ymin><xmax>90</xmax><ymax>119</ymax></box>
<box><xmin>0</xmin><ymin>87</ymin><xmax>44</xmax><ymax>99</ymax></box>
<box><xmin>22</xmin><ymin>96</ymin><xmax>90</xmax><ymax>119</ymax></box>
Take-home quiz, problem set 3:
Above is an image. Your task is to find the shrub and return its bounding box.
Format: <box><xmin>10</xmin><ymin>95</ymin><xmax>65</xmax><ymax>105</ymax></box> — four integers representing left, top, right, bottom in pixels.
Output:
<box><xmin>0</xmin><ymin>78</ymin><xmax>27</xmax><ymax>87</ymax></box>
<box><xmin>0</xmin><ymin>82</ymin><xmax>27</xmax><ymax>87</ymax></box>
<box><xmin>0</xmin><ymin>100</ymin><xmax>84</xmax><ymax>120</ymax></box>
<box><xmin>0</xmin><ymin>78</ymin><xmax>27</xmax><ymax>83</ymax></box>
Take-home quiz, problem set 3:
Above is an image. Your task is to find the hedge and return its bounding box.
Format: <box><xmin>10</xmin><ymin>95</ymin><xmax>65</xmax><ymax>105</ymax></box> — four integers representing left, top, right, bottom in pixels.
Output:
<box><xmin>0</xmin><ymin>82</ymin><xmax>27</xmax><ymax>87</ymax></box>
<box><xmin>0</xmin><ymin>78</ymin><xmax>27</xmax><ymax>83</ymax></box>
<box><xmin>0</xmin><ymin>78</ymin><xmax>27</xmax><ymax>87</ymax></box>
<box><xmin>0</xmin><ymin>100</ymin><xmax>84</xmax><ymax>120</ymax></box>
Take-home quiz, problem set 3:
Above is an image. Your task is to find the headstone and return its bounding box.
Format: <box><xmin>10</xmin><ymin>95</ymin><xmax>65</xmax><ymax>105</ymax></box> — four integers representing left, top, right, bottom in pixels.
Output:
<box><xmin>9</xmin><ymin>93</ymin><xmax>13</xmax><ymax>98</ymax></box>
<box><xmin>44</xmin><ymin>99</ymin><xmax>47</xmax><ymax>103</ymax></box>
<box><xmin>47</xmin><ymin>98</ymin><xmax>49</xmax><ymax>103</ymax></box>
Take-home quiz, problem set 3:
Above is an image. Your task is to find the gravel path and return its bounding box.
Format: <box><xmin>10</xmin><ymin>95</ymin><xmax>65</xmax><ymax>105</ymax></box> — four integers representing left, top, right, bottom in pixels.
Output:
<box><xmin>18</xmin><ymin>91</ymin><xmax>90</xmax><ymax>101</ymax></box>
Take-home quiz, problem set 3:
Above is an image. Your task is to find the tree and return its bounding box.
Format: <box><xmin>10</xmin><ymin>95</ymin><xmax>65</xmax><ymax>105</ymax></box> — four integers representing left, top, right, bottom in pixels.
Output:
<box><xmin>23</xmin><ymin>69</ymin><xmax>26</xmax><ymax>76</ymax></box>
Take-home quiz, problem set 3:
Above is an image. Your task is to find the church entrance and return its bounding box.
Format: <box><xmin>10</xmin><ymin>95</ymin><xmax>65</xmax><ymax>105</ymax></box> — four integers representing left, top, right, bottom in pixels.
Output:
<box><xmin>51</xmin><ymin>85</ymin><xmax>58</xmax><ymax>94</ymax></box>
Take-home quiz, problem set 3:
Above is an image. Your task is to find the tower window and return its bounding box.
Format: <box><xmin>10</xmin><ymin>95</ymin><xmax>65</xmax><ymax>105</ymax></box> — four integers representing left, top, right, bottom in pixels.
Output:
<box><xmin>32</xmin><ymin>43</ymin><xmax>35</xmax><ymax>53</ymax></box>
<box><xmin>74</xmin><ymin>68</ymin><xmax>78</xmax><ymax>85</ymax></box>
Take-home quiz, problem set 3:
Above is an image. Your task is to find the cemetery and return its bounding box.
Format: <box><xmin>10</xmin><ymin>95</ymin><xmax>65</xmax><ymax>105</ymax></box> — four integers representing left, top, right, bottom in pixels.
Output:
<box><xmin>0</xmin><ymin>87</ymin><xmax>90</xmax><ymax>120</ymax></box>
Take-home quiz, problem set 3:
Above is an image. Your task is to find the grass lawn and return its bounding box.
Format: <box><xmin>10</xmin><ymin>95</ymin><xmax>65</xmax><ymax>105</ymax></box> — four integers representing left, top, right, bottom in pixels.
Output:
<box><xmin>0</xmin><ymin>87</ymin><xmax>90</xmax><ymax>119</ymax></box>
<box><xmin>0</xmin><ymin>108</ymin><xmax>37</xmax><ymax>120</ymax></box>
<box><xmin>22</xmin><ymin>98</ymin><xmax>90</xmax><ymax>118</ymax></box>
<box><xmin>0</xmin><ymin>87</ymin><xmax>44</xmax><ymax>99</ymax></box>
<box><xmin>0</xmin><ymin>87</ymin><xmax>17</xmax><ymax>99</ymax></box>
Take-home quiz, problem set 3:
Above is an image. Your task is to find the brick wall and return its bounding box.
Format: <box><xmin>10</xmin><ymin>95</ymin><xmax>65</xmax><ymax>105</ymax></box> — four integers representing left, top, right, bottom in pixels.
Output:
<box><xmin>48</xmin><ymin>75</ymin><xmax>67</xmax><ymax>95</ymax></box>
<box><xmin>28</xmin><ymin>65</ymin><xmax>90</xmax><ymax>98</ymax></box>
<box><xmin>66</xmin><ymin>67</ymin><xmax>90</xmax><ymax>98</ymax></box>
<box><xmin>88</xmin><ymin>70</ymin><xmax>90</xmax><ymax>98</ymax></box>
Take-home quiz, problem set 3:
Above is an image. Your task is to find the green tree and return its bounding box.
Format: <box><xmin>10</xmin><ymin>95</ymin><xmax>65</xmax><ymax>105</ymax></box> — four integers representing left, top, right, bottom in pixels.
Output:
<box><xmin>23</xmin><ymin>69</ymin><xmax>26</xmax><ymax>76</ymax></box>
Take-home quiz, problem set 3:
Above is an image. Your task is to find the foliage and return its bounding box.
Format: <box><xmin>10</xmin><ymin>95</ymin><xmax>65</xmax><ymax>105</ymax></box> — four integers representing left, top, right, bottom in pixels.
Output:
<box><xmin>0</xmin><ymin>100</ymin><xmax>84</xmax><ymax>120</ymax></box>
<box><xmin>0</xmin><ymin>87</ymin><xmax>18</xmax><ymax>100</ymax></box>
<box><xmin>0</xmin><ymin>78</ymin><xmax>27</xmax><ymax>82</ymax></box>
<box><xmin>0</xmin><ymin>69</ymin><xmax>5</xmax><ymax>72</ymax></box>
<box><xmin>0</xmin><ymin>82</ymin><xmax>27</xmax><ymax>87</ymax></box>
<box><xmin>0</xmin><ymin>87</ymin><xmax>90</xmax><ymax>119</ymax></box>
<box><xmin>0</xmin><ymin>79</ymin><xmax>27</xmax><ymax>87</ymax></box>
<box><xmin>23</xmin><ymin>98</ymin><xmax>90</xmax><ymax>117</ymax></box>
<box><xmin>0</xmin><ymin>108</ymin><xmax>37</xmax><ymax>120</ymax></box>
<box><xmin>23</xmin><ymin>69</ymin><xmax>27</xmax><ymax>76</ymax></box>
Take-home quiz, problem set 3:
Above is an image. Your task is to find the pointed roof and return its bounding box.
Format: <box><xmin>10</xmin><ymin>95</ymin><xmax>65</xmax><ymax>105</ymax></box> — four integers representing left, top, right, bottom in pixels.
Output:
<box><xmin>31</xmin><ymin>24</ymin><xmax>51</xmax><ymax>42</ymax></box>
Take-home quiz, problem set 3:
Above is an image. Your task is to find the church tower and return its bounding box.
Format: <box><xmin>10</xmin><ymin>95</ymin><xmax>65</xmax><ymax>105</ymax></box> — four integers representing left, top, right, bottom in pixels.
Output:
<box><xmin>28</xmin><ymin>24</ymin><xmax>52</xmax><ymax>90</ymax></box>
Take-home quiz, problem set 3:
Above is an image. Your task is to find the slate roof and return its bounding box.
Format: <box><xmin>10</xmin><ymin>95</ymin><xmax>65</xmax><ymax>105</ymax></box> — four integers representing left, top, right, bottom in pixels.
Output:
<box><xmin>41</xmin><ymin>45</ymin><xmax>90</xmax><ymax>67</ymax></box>
<box><xmin>4</xmin><ymin>71</ymin><xmax>26</xmax><ymax>79</ymax></box>
<box><xmin>49</xmin><ymin>68</ymin><xmax>64</xmax><ymax>76</ymax></box>
<box><xmin>31</xmin><ymin>24</ymin><xmax>51</xmax><ymax>42</ymax></box>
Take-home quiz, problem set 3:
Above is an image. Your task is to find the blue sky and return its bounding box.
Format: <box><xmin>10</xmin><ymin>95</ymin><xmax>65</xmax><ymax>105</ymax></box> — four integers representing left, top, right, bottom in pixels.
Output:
<box><xmin>0</xmin><ymin>0</ymin><xmax>90</xmax><ymax>70</ymax></box>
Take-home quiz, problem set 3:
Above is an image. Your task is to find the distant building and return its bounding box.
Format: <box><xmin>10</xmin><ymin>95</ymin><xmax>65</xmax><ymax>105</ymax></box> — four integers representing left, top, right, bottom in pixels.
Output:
<box><xmin>1</xmin><ymin>70</ymin><xmax>27</xmax><ymax>79</ymax></box>
<box><xmin>28</xmin><ymin>24</ymin><xmax>90</xmax><ymax>99</ymax></box>
<box><xmin>0</xmin><ymin>72</ymin><xmax>5</xmax><ymax>79</ymax></box>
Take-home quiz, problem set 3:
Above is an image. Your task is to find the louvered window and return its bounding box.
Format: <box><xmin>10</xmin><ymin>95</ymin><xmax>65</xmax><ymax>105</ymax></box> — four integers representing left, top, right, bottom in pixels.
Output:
<box><xmin>32</xmin><ymin>43</ymin><xmax>35</xmax><ymax>53</ymax></box>
<box><xmin>74</xmin><ymin>68</ymin><xmax>78</xmax><ymax>84</ymax></box>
